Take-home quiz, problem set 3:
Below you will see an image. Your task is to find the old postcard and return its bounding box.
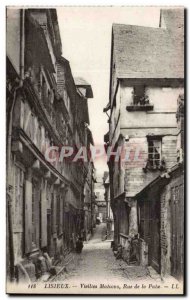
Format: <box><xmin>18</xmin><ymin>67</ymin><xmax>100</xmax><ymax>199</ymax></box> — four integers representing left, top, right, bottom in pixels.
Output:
<box><xmin>6</xmin><ymin>6</ymin><xmax>184</xmax><ymax>294</ymax></box>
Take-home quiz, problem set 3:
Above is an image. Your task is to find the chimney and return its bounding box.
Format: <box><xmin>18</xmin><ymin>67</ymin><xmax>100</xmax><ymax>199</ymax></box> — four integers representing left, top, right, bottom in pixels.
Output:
<box><xmin>159</xmin><ymin>8</ymin><xmax>184</xmax><ymax>31</ymax></box>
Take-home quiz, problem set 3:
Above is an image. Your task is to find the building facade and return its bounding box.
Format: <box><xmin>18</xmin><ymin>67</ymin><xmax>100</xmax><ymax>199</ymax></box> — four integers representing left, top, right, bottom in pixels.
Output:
<box><xmin>105</xmin><ymin>8</ymin><xmax>184</xmax><ymax>279</ymax></box>
<box><xmin>103</xmin><ymin>171</ymin><xmax>114</xmax><ymax>239</ymax></box>
<box><xmin>83</xmin><ymin>162</ymin><xmax>96</xmax><ymax>238</ymax></box>
<box><xmin>94</xmin><ymin>175</ymin><xmax>107</xmax><ymax>222</ymax></box>
<box><xmin>7</xmin><ymin>8</ymin><xmax>94</xmax><ymax>282</ymax></box>
<box><xmin>136</xmin><ymin>93</ymin><xmax>184</xmax><ymax>280</ymax></box>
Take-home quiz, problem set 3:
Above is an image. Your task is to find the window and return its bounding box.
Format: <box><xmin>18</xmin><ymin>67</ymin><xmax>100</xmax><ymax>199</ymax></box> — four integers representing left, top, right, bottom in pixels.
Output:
<box><xmin>127</xmin><ymin>86</ymin><xmax>153</xmax><ymax>111</ymax></box>
<box><xmin>148</xmin><ymin>137</ymin><xmax>162</xmax><ymax>168</ymax></box>
<box><xmin>133</xmin><ymin>86</ymin><xmax>145</xmax><ymax>105</ymax></box>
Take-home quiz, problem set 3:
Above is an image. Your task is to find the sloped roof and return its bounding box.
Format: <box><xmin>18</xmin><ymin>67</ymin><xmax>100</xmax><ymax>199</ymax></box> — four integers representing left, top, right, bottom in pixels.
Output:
<box><xmin>112</xmin><ymin>20</ymin><xmax>184</xmax><ymax>79</ymax></box>
<box><xmin>57</xmin><ymin>56</ymin><xmax>77</xmax><ymax>105</ymax></box>
<box><xmin>74</xmin><ymin>77</ymin><xmax>90</xmax><ymax>86</ymax></box>
<box><xmin>74</xmin><ymin>77</ymin><xmax>93</xmax><ymax>98</ymax></box>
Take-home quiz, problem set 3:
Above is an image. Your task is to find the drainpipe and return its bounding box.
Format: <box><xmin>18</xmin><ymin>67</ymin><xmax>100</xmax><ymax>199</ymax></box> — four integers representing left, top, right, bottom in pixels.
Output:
<box><xmin>6</xmin><ymin>9</ymin><xmax>25</xmax><ymax>281</ymax></box>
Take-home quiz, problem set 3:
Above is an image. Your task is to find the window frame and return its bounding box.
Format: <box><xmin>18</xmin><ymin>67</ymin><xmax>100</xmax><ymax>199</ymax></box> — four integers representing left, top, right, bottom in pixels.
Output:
<box><xmin>147</xmin><ymin>136</ymin><xmax>162</xmax><ymax>169</ymax></box>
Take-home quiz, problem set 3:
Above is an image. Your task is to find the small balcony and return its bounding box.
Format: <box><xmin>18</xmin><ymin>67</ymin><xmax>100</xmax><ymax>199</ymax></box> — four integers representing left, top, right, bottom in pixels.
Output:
<box><xmin>143</xmin><ymin>157</ymin><xmax>166</xmax><ymax>172</ymax></box>
<box><xmin>126</xmin><ymin>95</ymin><xmax>154</xmax><ymax>112</ymax></box>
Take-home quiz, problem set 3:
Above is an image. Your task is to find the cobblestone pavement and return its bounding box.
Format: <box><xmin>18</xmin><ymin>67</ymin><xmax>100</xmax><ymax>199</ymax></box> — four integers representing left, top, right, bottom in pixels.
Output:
<box><xmin>49</xmin><ymin>223</ymin><xmax>183</xmax><ymax>295</ymax></box>
<box><xmin>55</xmin><ymin>223</ymin><xmax>159</xmax><ymax>285</ymax></box>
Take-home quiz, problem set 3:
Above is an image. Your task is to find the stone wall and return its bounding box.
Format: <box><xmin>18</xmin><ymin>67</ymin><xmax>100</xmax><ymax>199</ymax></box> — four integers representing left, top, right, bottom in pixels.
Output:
<box><xmin>120</xmin><ymin>85</ymin><xmax>183</xmax><ymax>130</ymax></box>
<box><xmin>162</xmin><ymin>136</ymin><xmax>178</xmax><ymax>169</ymax></box>
<box><xmin>160</xmin><ymin>167</ymin><xmax>184</xmax><ymax>279</ymax></box>
<box><xmin>124</xmin><ymin>137</ymin><xmax>160</xmax><ymax>197</ymax></box>
<box><xmin>160</xmin><ymin>184</ymin><xmax>171</xmax><ymax>278</ymax></box>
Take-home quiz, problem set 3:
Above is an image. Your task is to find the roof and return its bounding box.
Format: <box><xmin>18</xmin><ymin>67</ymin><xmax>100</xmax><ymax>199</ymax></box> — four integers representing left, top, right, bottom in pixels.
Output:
<box><xmin>48</xmin><ymin>9</ymin><xmax>62</xmax><ymax>57</ymax></box>
<box><xmin>26</xmin><ymin>11</ymin><xmax>56</xmax><ymax>73</ymax></box>
<box><xmin>74</xmin><ymin>77</ymin><xmax>93</xmax><ymax>98</ymax></box>
<box><xmin>74</xmin><ymin>77</ymin><xmax>90</xmax><ymax>86</ymax></box>
<box><xmin>28</xmin><ymin>9</ymin><xmax>62</xmax><ymax>58</ymax></box>
<box><xmin>112</xmin><ymin>14</ymin><xmax>184</xmax><ymax>79</ymax></box>
<box><xmin>57</xmin><ymin>56</ymin><xmax>77</xmax><ymax>105</ymax></box>
<box><xmin>136</xmin><ymin>162</ymin><xmax>183</xmax><ymax>200</ymax></box>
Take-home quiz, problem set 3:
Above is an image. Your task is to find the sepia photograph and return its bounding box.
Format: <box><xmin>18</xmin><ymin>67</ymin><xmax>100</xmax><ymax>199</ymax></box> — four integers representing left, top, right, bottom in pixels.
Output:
<box><xmin>6</xmin><ymin>6</ymin><xmax>184</xmax><ymax>294</ymax></box>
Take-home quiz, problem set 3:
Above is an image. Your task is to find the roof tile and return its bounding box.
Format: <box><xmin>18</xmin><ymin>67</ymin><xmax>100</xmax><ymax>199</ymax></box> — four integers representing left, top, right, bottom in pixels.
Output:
<box><xmin>112</xmin><ymin>9</ymin><xmax>184</xmax><ymax>79</ymax></box>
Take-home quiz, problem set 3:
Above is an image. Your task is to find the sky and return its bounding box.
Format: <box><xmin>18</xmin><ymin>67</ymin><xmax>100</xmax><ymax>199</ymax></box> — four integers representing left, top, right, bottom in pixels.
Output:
<box><xmin>57</xmin><ymin>7</ymin><xmax>160</xmax><ymax>175</ymax></box>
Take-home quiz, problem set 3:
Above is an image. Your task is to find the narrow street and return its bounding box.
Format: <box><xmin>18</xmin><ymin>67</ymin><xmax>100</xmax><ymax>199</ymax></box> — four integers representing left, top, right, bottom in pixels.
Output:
<box><xmin>6</xmin><ymin>8</ymin><xmax>184</xmax><ymax>295</ymax></box>
<box><xmin>55</xmin><ymin>223</ymin><xmax>160</xmax><ymax>287</ymax></box>
<box><xmin>64</xmin><ymin>223</ymin><xmax>130</xmax><ymax>283</ymax></box>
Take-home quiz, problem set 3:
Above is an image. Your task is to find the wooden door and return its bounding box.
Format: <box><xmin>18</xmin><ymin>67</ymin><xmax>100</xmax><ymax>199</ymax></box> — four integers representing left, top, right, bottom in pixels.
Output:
<box><xmin>171</xmin><ymin>178</ymin><xmax>184</xmax><ymax>280</ymax></box>
<box><xmin>149</xmin><ymin>198</ymin><xmax>161</xmax><ymax>273</ymax></box>
<box><xmin>139</xmin><ymin>199</ymin><xmax>161</xmax><ymax>273</ymax></box>
<box><xmin>139</xmin><ymin>201</ymin><xmax>151</xmax><ymax>255</ymax></box>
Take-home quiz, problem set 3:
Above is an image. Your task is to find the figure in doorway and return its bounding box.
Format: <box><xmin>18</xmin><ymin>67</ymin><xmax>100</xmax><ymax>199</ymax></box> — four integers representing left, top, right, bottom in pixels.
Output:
<box><xmin>76</xmin><ymin>237</ymin><xmax>84</xmax><ymax>254</ymax></box>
